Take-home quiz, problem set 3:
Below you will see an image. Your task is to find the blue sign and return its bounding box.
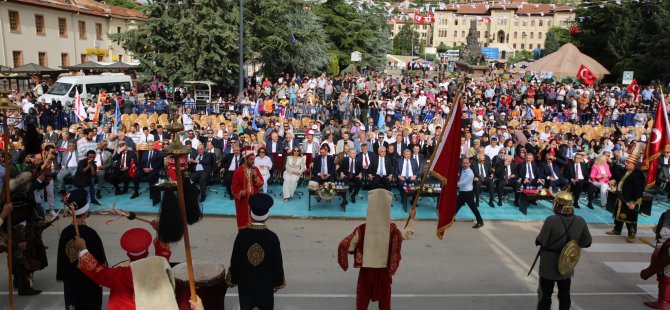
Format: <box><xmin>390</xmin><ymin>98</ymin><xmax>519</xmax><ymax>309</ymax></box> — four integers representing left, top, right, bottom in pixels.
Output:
<box><xmin>480</xmin><ymin>47</ymin><xmax>499</xmax><ymax>59</ymax></box>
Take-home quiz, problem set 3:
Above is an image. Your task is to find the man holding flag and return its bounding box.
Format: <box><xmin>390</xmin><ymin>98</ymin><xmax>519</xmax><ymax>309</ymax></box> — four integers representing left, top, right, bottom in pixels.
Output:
<box><xmin>643</xmin><ymin>90</ymin><xmax>670</xmax><ymax>190</ymax></box>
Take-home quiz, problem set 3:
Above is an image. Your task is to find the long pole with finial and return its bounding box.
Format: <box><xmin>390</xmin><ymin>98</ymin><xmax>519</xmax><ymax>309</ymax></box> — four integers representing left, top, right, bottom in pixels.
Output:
<box><xmin>163</xmin><ymin>105</ymin><xmax>197</xmax><ymax>302</ymax></box>
<box><xmin>0</xmin><ymin>89</ymin><xmax>21</xmax><ymax>310</ymax></box>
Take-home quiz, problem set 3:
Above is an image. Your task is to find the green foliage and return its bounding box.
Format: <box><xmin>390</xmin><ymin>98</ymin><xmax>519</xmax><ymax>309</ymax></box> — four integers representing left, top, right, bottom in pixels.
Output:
<box><xmin>327</xmin><ymin>55</ymin><xmax>340</xmax><ymax>76</ymax></box>
<box><xmin>111</xmin><ymin>0</ymin><xmax>239</xmax><ymax>85</ymax></box>
<box><xmin>543</xmin><ymin>30</ymin><xmax>560</xmax><ymax>55</ymax></box>
<box><xmin>573</xmin><ymin>1</ymin><xmax>670</xmax><ymax>83</ymax></box>
<box><xmin>104</xmin><ymin>0</ymin><xmax>139</xmax><ymax>10</ymax></box>
<box><xmin>436</xmin><ymin>42</ymin><xmax>448</xmax><ymax>54</ymax></box>
<box><xmin>315</xmin><ymin>0</ymin><xmax>391</xmax><ymax>70</ymax></box>
<box><xmin>392</xmin><ymin>23</ymin><xmax>420</xmax><ymax>56</ymax></box>
<box><xmin>245</xmin><ymin>0</ymin><xmax>328</xmax><ymax>76</ymax></box>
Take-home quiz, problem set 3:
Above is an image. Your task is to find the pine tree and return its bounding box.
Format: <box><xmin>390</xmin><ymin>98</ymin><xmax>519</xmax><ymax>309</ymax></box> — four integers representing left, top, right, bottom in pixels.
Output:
<box><xmin>111</xmin><ymin>0</ymin><xmax>239</xmax><ymax>85</ymax></box>
<box><xmin>543</xmin><ymin>30</ymin><xmax>560</xmax><ymax>56</ymax></box>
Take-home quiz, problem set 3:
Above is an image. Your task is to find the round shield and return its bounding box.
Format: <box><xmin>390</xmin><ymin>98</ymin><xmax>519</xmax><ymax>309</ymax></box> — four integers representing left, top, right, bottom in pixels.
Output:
<box><xmin>558</xmin><ymin>240</ymin><xmax>581</xmax><ymax>276</ymax></box>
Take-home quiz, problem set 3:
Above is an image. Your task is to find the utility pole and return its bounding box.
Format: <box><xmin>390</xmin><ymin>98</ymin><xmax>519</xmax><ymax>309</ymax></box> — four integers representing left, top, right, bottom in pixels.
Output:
<box><xmin>238</xmin><ymin>0</ymin><xmax>244</xmax><ymax>99</ymax></box>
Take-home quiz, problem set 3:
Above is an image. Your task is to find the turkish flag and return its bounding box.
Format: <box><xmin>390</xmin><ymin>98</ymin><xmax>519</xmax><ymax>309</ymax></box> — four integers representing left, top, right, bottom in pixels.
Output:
<box><xmin>576</xmin><ymin>64</ymin><xmax>597</xmax><ymax>86</ymax></box>
<box><xmin>414</xmin><ymin>12</ymin><xmax>425</xmax><ymax>24</ymax></box>
<box><xmin>129</xmin><ymin>158</ymin><xmax>137</xmax><ymax>179</ymax></box>
<box><xmin>627</xmin><ymin>79</ymin><xmax>640</xmax><ymax>102</ymax></box>
<box><xmin>425</xmin><ymin>12</ymin><xmax>435</xmax><ymax>23</ymax></box>
<box><xmin>644</xmin><ymin>94</ymin><xmax>670</xmax><ymax>188</ymax></box>
<box><xmin>432</xmin><ymin>102</ymin><xmax>462</xmax><ymax>240</ymax></box>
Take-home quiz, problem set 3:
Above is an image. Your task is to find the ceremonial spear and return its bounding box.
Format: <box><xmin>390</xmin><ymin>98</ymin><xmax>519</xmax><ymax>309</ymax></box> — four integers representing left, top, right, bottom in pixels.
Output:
<box><xmin>0</xmin><ymin>89</ymin><xmax>22</xmax><ymax>310</ymax></box>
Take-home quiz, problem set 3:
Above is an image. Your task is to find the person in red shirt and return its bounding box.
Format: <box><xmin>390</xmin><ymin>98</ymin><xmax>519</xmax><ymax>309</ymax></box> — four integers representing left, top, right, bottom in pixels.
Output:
<box><xmin>74</xmin><ymin>222</ymin><xmax>179</xmax><ymax>310</ymax></box>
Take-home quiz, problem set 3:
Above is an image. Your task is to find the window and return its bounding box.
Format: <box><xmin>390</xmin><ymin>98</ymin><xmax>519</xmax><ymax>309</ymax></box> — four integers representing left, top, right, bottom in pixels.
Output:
<box><xmin>461</xmin><ymin>30</ymin><xmax>465</xmax><ymax>37</ymax></box>
<box><xmin>514</xmin><ymin>20</ymin><xmax>519</xmax><ymax>26</ymax></box>
<box><xmin>9</xmin><ymin>11</ymin><xmax>20</xmax><ymax>33</ymax></box>
<box><xmin>529</xmin><ymin>44</ymin><xmax>533</xmax><ymax>49</ymax></box>
<box><xmin>530</xmin><ymin>32</ymin><xmax>534</xmax><ymax>39</ymax></box>
<box><xmin>61</xmin><ymin>53</ymin><xmax>69</xmax><ymax>67</ymax></box>
<box><xmin>455</xmin><ymin>19</ymin><xmax>458</xmax><ymax>26</ymax></box>
<box><xmin>117</xmin><ymin>55</ymin><xmax>123</xmax><ymax>62</ymax></box>
<box><xmin>38</xmin><ymin>52</ymin><xmax>47</xmax><ymax>67</ymax></box>
<box><xmin>58</xmin><ymin>18</ymin><xmax>67</xmax><ymax>37</ymax></box>
<box><xmin>513</xmin><ymin>44</ymin><xmax>517</xmax><ymax>49</ymax></box>
<box><xmin>522</xmin><ymin>31</ymin><xmax>526</xmax><ymax>38</ymax></box>
<box><xmin>81</xmin><ymin>54</ymin><xmax>88</xmax><ymax>63</ymax></box>
<box><xmin>477</xmin><ymin>31</ymin><xmax>481</xmax><ymax>38</ymax></box>
<box><xmin>12</xmin><ymin>51</ymin><xmax>23</xmax><ymax>67</ymax></box>
<box><xmin>521</xmin><ymin>44</ymin><xmax>525</xmax><ymax>50</ymax></box>
<box><xmin>522</xmin><ymin>20</ymin><xmax>527</xmax><ymax>26</ymax></box>
<box><xmin>548</xmin><ymin>20</ymin><xmax>552</xmax><ymax>27</ymax></box>
<box><xmin>95</xmin><ymin>23</ymin><xmax>103</xmax><ymax>40</ymax></box>
<box><xmin>454</xmin><ymin>30</ymin><xmax>457</xmax><ymax>38</ymax></box>
<box><xmin>531</xmin><ymin>20</ymin><xmax>535</xmax><ymax>26</ymax></box>
<box><xmin>537</xmin><ymin>44</ymin><xmax>542</xmax><ymax>49</ymax></box>
<box><xmin>35</xmin><ymin>15</ymin><xmax>45</xmax><ymax>35</ymax></box>
<box><xmin>117</xmin><ymin>26</ymin><xmax>121</xmax><ymax>33</ymax></box>
<box><xmin>97</xmin><ymin>55</ymin><xmax>104</xmax><ymax>61</ymax></box>
<box><xmin>514</xmin><ymin>31</ymin><xmax>518</xmax><ymax>39</ymax></box>
<box><xmin>78</xmin><ymin>21</ymin><xmax>86</xmax><ymax>39</ymax></box>
<box><xmin>539</xmin><ymin>20</ymin><xmax>544</xmax><ymax>27</ymax></box>
<box><xmin>538</xmin><ymin>32</ymin><xmax>542</xmax><ymax>39</ymax></box>
<box><xmin>422</xmin><ymin>25</ymin><xmax>426</xmax><ymax>30</ymax></box>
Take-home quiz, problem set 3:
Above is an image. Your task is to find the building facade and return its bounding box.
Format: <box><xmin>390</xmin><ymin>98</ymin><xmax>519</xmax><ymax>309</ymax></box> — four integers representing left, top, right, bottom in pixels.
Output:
<box><xmin>432</xmin><ymin>3</ymin><xmax>575</xmax><ymax>53</ymax></box>
<box><xmin>0</xmin><ymin>0</ymin><xmax>143</xmax><ymax>69</ymax></box>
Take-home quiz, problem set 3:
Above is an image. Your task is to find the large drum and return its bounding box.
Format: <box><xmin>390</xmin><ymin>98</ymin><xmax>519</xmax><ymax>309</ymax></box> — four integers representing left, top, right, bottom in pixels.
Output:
<box><xmin>172</xmin><ymin>261</ymin><xmax>227</xmax><ymax>310</ymax></box>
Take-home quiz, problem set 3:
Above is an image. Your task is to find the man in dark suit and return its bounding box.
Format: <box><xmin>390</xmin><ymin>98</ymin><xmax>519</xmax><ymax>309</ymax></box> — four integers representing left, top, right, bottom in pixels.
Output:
<box><xmin>56</xmin><ymin>131</ymin><xmax>74</xmax><ymax>152</ymax></box>
<box><xmin>199</xmin><ymin>129</ymin><xmax>222</xmax><ymax>150</ymax></box>
<box><xmin>110</xmin><ymin>141</ymin><xmax>137</xmax><ymax>195</ymax></box>
<box><xmin>395</xmin><ymin>149</ymin><xmax>420</xmax><ymax>204</ymax></box>
<box><xmin>189</xmin><ymin>144</ymin><xmax>214</xmax><ymax>202</ymax></box>
<box><xmin>220</xmin><ymin>132</ymin><xmax>233</xmax><ymax>155</ymax></box>
<box><xmin>338</xmin><ymin>149</ymin><xmax>362</xmax><ymax>203</ymax></box>
<box><xmin>265</xmin><ymin>132</ymin><xmax>284</xmax><ymax>155</ymax></box>
<box><xmin>494</xmin><ymin>155</ymin><xmax>519</xmax><ymax>206</ymax></box>
<box><xmin>411</xmin><ymin>145</ymin><xmax>426</xmax><ymax>175</ymax></box>
<box><xmin>391</xmin><ymin>135</ymin><xmax>408</xmax><ymax>158</ymax></box>
<box><xmin>96</xmin><ymin>126</ymin><xmax>112</xmax><ymax>143</ymax></box>
<box><xmin>539</xmin><ymin>153</ymin><xmax>568</xmax><ymax>190</ymax></box>
<box><xmin>73</xmin><ymin>150</ymin><xmax>101</xmax><ymax>205</ymax></box>
<box><xmin>44</xmin><ymin>125</ymin><xmax>59</xmax><ymax>144</ymax></box>
<box><xmin>356</xmin><ymin>143</ymin><xmax>375</xmax><ymax>182</ymax></box>
<box><xmin>116</xmin><ymin>132</ymin><xmax>136</xmax><ymax>151</ymax></box>
<box><xmin>560</xmin><ymin>139</ymin><xmax>579</xmax><ymax>162</ymax></box>
<box><xmin>220</xmin><ymin>146</ymin><xmax>244</xmax><ymax>198</ymax></box>
<box><xmin>312</xmin><ymin>146</ymin><xmax>335</xmax><ymax>184</ymax></box>
<box><xmin>564</xmin><ymin>153</ymin><xmax>593</xmax><ymax>209</ymax></box>
<box><xmin>516</xmin><ymin>153</ymin><xmax>541</xmax><ymax>187</ymax></box>
<box><xmin>282</xmin><ymin>132</ymin><xmax>299</xmax><ymax>154</ymax></box>
<box><xmin>130</xmin><ymin>143</ymin><xmax>164</xmax><ymax>199</ymax></box>
<box><xmin>154</xmin><ymin>125</ymin><xmax>171</xmax><ymax>142</ymax></box>
<box><xmin>368</xmin><ymin>146</ymin><xmax>393</xmax><ymax>190</ymax></box>
<box><xmin>473</xmin><ymin>153</ymin><xmax>495</xmax><ymax>208</ymax></box>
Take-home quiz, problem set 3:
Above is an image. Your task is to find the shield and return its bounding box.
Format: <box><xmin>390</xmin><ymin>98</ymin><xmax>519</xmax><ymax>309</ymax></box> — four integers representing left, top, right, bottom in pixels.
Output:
<box><xmin>558</xmin><ymin>240</ymin><xmax>581</xmax><ymax>276</ymax></box>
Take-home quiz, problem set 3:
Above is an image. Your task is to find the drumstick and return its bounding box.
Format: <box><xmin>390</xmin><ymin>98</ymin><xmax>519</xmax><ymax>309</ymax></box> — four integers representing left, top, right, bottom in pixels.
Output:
<box><xmin>70</xmin><ymin>206</ymin><xmax>80</xmax><ymax>237</ymax></box>
<box><xmin>639</xmin><ymin>237</ymin><xmax>656</xmax><ymax>248</ymax></box>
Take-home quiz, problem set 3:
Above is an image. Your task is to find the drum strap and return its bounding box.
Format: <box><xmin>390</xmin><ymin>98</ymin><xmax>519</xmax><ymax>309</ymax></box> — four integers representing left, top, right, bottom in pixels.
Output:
<box><xmin>527</xmin><ymin>216</ymin><xmax>575</xmax><ymax>276</ymax></box>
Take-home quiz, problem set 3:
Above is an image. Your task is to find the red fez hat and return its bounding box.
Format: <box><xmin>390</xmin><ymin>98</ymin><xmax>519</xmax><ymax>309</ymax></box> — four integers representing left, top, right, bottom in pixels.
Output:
<box><xmin>120</xmin><ymin>228</ymin><xmax>152</xmax><ymax>261</ymax></box>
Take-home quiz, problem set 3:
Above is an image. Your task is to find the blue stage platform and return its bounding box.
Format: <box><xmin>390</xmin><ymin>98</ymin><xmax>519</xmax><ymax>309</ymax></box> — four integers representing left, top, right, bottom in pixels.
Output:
<box><xmin>86</xmin><ymin>184</ymin><xmax>670</xmax><ymax>225</ymax></box>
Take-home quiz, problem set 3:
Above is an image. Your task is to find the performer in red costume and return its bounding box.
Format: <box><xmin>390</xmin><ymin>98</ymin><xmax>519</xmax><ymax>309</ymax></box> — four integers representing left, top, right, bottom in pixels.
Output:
<box><xmin>231</xmin><ymin>153</ymin><xmax>264</xmax><ymax>230</ymax></box>
<box><xmin>74</xmin><ymin>221</ymin><xmax>179</xmax><ymax>310</ymax></box>
<box><xmin>338</xmin><ymin>189</ymin><xmax>415</xmax><ymax>310</ymax></box>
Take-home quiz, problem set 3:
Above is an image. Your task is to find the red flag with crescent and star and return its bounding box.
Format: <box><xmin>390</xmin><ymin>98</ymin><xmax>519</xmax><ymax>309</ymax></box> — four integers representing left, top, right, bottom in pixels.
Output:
<box><xmin>576</xmin><ymin>64</ymin><xmax>597</xmax><ymax>86</ymax></box>
<box><xmin>627</xmin><ymin>79</ymin><xmax>640</xmax><ymax>102</ymax></box>
<box><xmin>643</xmin><ymin>92</ymin><xmax>670</xmax><ymax>189</ymax></box>
<box><xmin>432</xmin><ymin>102</ymin><xmax>462</xmax><ymax>240</ymax></box>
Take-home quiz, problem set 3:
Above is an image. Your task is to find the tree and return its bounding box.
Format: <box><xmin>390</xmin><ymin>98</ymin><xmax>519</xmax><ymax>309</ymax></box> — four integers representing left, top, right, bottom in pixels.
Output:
<box><xmin>315</xmin><ymin>0</ymin><xmax>391</xmax><ymax>70</ymax></box>
<box><xmin>111</xmin><ymin>0</ymin><xmax>239</xmax><ymax>86</ymax></box>
<box><xmin>104</xmin><ymin>0</ymin><xmax>139</xmax><ymax>10</ymax></box>
<box><xmin>573</xmin><ymin>1</ymin><xmax>670</xmax><ymax>83</ymax></box>
<box><xmin>392</xmin><ymin>23</ymin><xmax>419</xmax><ymax>55</ymax></box>
<box><xmin>543</xmin><ymin>29</ymin><xmax>560</xmax><ymax>55</ymax></box>
<box><xmin>436</xmin><ymin>42</ymin><xmax>448</xmax><ymax>54</ymax></box>
<box><xmin>245</xmin><ymin>0</ymin><xmax>328</xmax><ymax>76</ymax></box>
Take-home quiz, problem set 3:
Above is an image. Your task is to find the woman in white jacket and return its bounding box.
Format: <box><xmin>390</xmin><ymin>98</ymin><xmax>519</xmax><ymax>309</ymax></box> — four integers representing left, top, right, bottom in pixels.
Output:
<box><xmin>283</xmin><ymin>147</ymin><xmax>306</xmax><ymax>201</ymax></box>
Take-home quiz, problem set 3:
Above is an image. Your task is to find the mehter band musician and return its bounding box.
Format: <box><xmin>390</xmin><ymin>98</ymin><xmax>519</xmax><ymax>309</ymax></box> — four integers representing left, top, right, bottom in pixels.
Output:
<box><xmin>338</xmin><ymin>189</ymin><xmax>415</xmax><ymax>310</ymax></box>
<box><xmin>226</xmin><ymin>193</ymin><xmax>286</xmax><ymax>310</ymax></box>
<box><xmin>606</xmin><ymin>153</ymin><xmax>645</xmax><ymax>242</ymax></box>
<box><xmin>231</xmin><ymin>153</ymin><xmax>264</xmax><ymax>230</ymax></box>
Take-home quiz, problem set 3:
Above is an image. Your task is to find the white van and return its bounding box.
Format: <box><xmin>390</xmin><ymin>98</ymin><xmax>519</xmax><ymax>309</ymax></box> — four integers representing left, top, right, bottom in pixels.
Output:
<box><xmin>38</xmin><ymin>75</ymin><xmax>133</xmax><ymax>106</ymax></box>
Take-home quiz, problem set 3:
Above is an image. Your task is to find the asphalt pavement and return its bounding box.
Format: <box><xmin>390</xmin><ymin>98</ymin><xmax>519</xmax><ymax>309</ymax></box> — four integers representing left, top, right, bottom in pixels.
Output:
<box><xmin>0</xmin><ymin>215</ymin><xmax>659</xmax><ymax>309</ymax></box>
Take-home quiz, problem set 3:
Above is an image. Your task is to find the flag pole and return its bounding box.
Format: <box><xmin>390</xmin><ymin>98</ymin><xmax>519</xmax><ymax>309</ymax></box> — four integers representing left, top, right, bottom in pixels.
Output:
<box><xmin>405</xmin><ymin>83</ymin><xmax>465</xmax><ymax>228</ymax></box>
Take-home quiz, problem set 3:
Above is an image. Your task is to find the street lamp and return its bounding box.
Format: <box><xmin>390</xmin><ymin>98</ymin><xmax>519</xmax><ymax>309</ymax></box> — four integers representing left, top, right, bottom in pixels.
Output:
<box><xmin>238</xmin><ymin>0</ymin><xmax>244</xmax><ymax>99</ymax></box>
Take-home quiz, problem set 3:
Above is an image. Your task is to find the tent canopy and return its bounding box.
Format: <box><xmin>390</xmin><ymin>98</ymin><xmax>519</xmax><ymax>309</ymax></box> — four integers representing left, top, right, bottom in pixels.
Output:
<box><xmin>11</xmin><ymin>63</ymin><xmax>64</xmax><ymax>74</ymax></box>
<box><xmin>525</xmin><ymin>43</ymin><xmax>609</xmax><ymax>79</ymax></box>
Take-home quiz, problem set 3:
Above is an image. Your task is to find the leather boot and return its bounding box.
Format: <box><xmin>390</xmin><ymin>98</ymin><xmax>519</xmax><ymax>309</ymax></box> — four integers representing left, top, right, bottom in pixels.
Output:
<box><xmin>644</xmin><ymin>275</ymin><xmax>670</xmax><ymax>309</ymax></box>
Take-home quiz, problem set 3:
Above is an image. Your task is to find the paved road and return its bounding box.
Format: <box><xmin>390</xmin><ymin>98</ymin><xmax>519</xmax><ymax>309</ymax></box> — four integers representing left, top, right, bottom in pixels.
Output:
<box><xmin>0</xmin><ymin>215</ymin><xmax>659</xmax><ymax>309</ymax></box>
